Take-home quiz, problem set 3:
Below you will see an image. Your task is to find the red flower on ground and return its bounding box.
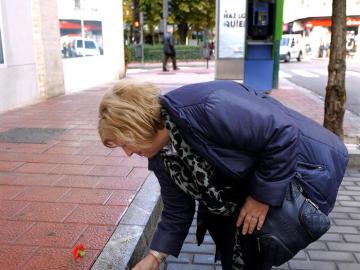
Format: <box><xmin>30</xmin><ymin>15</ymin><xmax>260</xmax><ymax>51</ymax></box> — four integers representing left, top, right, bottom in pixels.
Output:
<box><xmin>72</xmin><ymin>244</ymin><xmax>86</xmax><ymax>259</ymax></box>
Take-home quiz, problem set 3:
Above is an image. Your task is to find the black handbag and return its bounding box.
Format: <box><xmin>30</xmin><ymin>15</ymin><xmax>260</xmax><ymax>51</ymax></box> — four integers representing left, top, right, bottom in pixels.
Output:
<box><xmin>252</xmin><ymin>179</ymin><xmax>331</xmax><ymax>266</ymax></box>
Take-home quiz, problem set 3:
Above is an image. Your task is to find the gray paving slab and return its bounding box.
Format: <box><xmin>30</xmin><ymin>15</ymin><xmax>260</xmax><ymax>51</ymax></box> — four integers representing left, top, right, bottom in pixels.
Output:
<box><xmin>158</xmin><ymin>170</ymin><xmax>360</xmax><ymax>270</ymax></box>
<box><xmin>0</xmin><ymin>127</ymin><xmax>66</xmax><ymax>143</ymax></box>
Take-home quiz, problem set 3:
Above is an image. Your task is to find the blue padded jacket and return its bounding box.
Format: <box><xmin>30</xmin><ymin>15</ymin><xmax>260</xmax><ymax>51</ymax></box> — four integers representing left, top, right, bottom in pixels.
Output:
<box><xmin>149</xmin><ymin>80</ymin><xmax>348</xmax><ymax>257</ymax></box>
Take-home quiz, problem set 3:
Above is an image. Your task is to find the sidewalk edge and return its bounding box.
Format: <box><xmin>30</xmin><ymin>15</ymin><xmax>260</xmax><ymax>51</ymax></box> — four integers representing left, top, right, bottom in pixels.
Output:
<box><xmin>91</xmin><ymin>173</ymin><xmax>162</xmax><ymax>270</ymax></box>
<box><xmin>90</xmin><ymin>145</ymin><xmax>359</xmax><ymax>269</ymax></box>
<box><xmin>347</xmin><ymin>144</ymin><xmax>360</xmax><ymax>166</ymax></box>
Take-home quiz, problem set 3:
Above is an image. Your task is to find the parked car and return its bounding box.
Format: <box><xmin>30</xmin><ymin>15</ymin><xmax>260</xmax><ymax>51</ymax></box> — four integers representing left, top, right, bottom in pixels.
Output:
<box><xmin>71</xmin><ymin>37</ymin><xmax>101</xmax><ymax>57</ymax></box>
<box><xmin>280</xmin><ymin>34</ymin><xmax>304</xmax><ymax>62</ymax></box>
<box><xmin>61</xmin><ymin>37</ymin><xmax>101</xmax><ymax>58</ymax></box>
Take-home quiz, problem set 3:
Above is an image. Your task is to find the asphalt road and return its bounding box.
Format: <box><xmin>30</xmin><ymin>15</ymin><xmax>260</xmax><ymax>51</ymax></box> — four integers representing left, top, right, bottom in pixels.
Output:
<box><xmin>280</xmin><ymin>58</ymin><xmax>360</xmax><ymax>116</ymax></box>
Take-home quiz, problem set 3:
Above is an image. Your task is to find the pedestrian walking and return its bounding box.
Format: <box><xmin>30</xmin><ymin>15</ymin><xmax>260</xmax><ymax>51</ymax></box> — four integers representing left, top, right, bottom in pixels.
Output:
<box><xmin>318</xmin><ymin>39</ymin><xmax>325</xmax><ymax>58</ymax></box>
<box><xmin>98</xmin><ymin>80</ymin><xmax>348</xmax><ymax>270</ymax></box>
<box><xmin>162</xmin><ymin>32</ymin><xmax>178</xmax><ymax>71</ymax></box>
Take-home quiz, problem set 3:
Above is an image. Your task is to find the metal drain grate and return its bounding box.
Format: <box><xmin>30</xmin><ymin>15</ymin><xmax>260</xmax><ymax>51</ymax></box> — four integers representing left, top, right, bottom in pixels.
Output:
<box><xmin>0</xmin><ymin>128</ymin><xmax>66</xmax><ymax>144</ymax></box>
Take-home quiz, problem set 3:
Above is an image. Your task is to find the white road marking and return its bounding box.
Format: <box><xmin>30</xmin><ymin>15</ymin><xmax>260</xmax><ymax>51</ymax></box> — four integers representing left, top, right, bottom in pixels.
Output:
<box><xmin>126</xmin><ymin>68</ymin><xmax>148</xmax><ymax>74</ymax></box>
<box><xmin>312</xmin><ymin>69</ymin><xmax>329</xmax><ymax>76</ymax></box>
<box><xmin>346</xmin><ymin>70</ymin><xmax>360</xmax><ymax>78</ymax></box>
<box><xmin>291</xmin><ymin>69</ymin><xmax>320</xmax><ymax>78</ymax></box>
<box><xmin>279</xmin><ymin>70</ymin><xmax>292</xmax><ymax>78</ymax></box>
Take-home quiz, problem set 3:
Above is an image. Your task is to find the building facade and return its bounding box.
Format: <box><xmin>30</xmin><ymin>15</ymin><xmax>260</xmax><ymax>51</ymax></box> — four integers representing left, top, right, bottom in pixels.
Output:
<box><xmin>283</xmin><ymin>0</ymin><xmax>360</xmax><ymax>58</ymax></box>
<box><xmin>0</xmin><ymin>0</ymin><xmax>124</xmax><ymax>113</ymax></box>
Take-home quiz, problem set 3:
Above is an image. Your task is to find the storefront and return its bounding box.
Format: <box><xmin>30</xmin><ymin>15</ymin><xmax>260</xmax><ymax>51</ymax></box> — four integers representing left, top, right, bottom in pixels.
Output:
<box><xmin>0</xmin><ymin>0</ymin><xmax>124</xmax><ymax>113</ymax></box>
<box><xmin>283</xmin><ymin>16</ymin><xmax>360</xmax><ymax>57</ymax></box>
<box><xmin>57</xmin><ymin>0</ymin><xmax>124</xmax><ymax>92</ymax></box>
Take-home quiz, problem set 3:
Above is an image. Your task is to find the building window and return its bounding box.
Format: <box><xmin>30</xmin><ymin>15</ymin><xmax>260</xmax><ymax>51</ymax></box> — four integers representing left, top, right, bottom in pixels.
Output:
<box><xmin>75</xmin><ymin>0</ymin><xmax>81</xmax><ymax>10</ymax></box>
<box><xmin>59</xmin><ymin>19</ymin><xmax>103</xmax><ymax>58</ymax></box>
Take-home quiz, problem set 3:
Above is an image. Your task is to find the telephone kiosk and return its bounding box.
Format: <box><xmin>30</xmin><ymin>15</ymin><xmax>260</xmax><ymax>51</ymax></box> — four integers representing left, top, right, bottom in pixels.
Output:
<box><xmin>244</xmin><ymin>0</ymin><xmax>275</xmax><ymax>92</ymax></box>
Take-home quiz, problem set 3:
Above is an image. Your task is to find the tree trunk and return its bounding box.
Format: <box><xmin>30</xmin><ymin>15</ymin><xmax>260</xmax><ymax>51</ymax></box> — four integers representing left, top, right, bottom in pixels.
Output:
<box><xmin>178</xmin><ymin>22</ymin><xmax>189</xmax><ymax>44</ymax></box>
<box><xmin>324</xmin><ymin>0</ymin><xmax>347</xmax><ymax>140</ymax></box>
<box><xmin>132</xmin><ymin>0</ymin><xmax>140</xmax><ymax>43</ymax></box>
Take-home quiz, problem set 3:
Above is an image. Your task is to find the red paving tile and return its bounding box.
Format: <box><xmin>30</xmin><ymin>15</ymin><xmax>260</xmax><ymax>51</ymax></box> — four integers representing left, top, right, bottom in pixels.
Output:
<box><xmin>65</xmin><ymin>205</ymin><xmax>126</xmax><ymax>225</ymax></box>
<box><xmin>12</xmin><ymin>202</ymin><xmax>78</xmax><ymax>222</ymax></box>
<box><xmin>13</xmin><ymin>186</ymin><xmax>69</xmax><ymax>202</ymax></box>
<box><xmin>0</xmin><ymin>220</ymin><xmax>34</xmax><ymax>243</ymax></box>
<box><xmin>0</xmin><ymin>186</ymin><xmax>26</xmax><ymax>199</ymax></box>
<box><xmin>51</xmin><ymin>164</ymin><xmax>94</xmax><ymax>175</ymax></box>
<box><xmin>54</xmin><ymin>175</ymin><xmax>100</xmax><ymax>188</ymax></box>
<box><xmin>0</xmin><ymin>172</ymin><xmax>16</xmax><ymax>184</ymax></box>
<box><xmin>57</xmin><ymin>188</ymin><xmax>113</xmax><ymax>204</ymax></box>
<box><xmin>0</xmin><ymin>245</ymin><xmax>38</xmax><ymax>270</ymax></box>
<box><xmin>0</xmin><ymin>152</ymin><xmax>41</xmax><ymax>163</ymax></box>
<box><xmin>22</xmin><ymin>247</ymin><xmax>99</xmax><ymax>270</ymax></box>
<box><xmin>44</xmin><ymin>146</ymin><xmax>80</xmax><ymax>155</ymax></box>
<box><xmin>0</xmin><ymin>143</ymin><xmax>51</xmax><ymax>154</ymax></box>
<box><xmin>55</xmin><ymin>141</ymin><xmax>91</xmax><ymax>147</ymax></box>
<box><xmin>95</xmin><ymin>176</ymin><xmax>145</xmax><ymax>190</ymax></box>
<box><xmin>88</xmin><ymin>165</ymin><xmax>132</xmax><ymax>177</ymax></box>
<box><xmin>15</xmin><ymin>163</ymin><xmax>59</xmax><ymax>174</ymax></box>
<box><xmin>108</xmin><ymin>148</ymin><xmax>128</xmax><ymax>157</ymax></box>
<box><xmin>119</xmin><ymin>156</ymin><xmax>148</xmax><ymax>167</ymax></box>
<box><xmin>75</xmin><ymin>225</ymin><xmax>115</xmax><ymax>249</ymax></box>
<box><xmin>0</xmin><ymin>200</ymin><xmax>29</xmax><ymax>219</ymax></box>
<box><xmin>83</xmin><ymin>156</ymin><xmax>124</xmax><ymax>166</ymax></box>
<box><xmin>65</xmin><ymin>129</ymin><xmax>97</xmax><ymax>135</ymax></box>
<box><xmin>106</xmin><ymin>190</ymin><xmax>136</xmax><ymax>206</ymax></box>
<box><xmin>16</xmin><ymin>222</ymin><xmax>86</xmax><ymax>248</ymax></box>
<box><xmin>10</xmin><ymin>173</ymin><xmax>63</xmax><ymax>186</ymax></box>
<box><xmin>75</xmin><ymin>145</ymin><xmax>112</xmax><ymax>156</ymax></box>
<box><xmin>59</xmin><ymin>134</ymin><xmax>99</xmax><ymax>141</ymax></box>
<box><xmin>127</xmin><ymin>167</ymin><xmax>151</xmax><ymax>178</ymax></box>
<box><xmin>0</xmin><ymin>161</ymin><xmax>25</xmax><ymax>171</ymax></box>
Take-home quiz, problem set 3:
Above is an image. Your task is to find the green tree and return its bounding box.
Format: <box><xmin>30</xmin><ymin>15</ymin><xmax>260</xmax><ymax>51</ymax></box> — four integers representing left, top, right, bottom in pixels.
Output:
<box><xmin>169</xmin><ymin>0</ymin><xmax>216</xmax><ymax>44</ymax></box>
<box><xmin>324</xmin><ymin>0</ymin><xmax>347</xmax><ymax>139</ymax></box>
<box><xmin>123</xmin><ymin>0</ymin><xmax>141</xmax><ymax>43</ymax></box>
<box><xmin>123</xmin><ymin>0</ymin><xmax>133</xmax><ymax>24</ymax></box>
<box><xmin>140</xmin><ymin>0</ymin><xmax>162</xmax><ymax>44</ymax></box>
<box><xmin>138</xmin><ymin>0</ymin><xmax>215</xmax><ymax>44</ymax></box>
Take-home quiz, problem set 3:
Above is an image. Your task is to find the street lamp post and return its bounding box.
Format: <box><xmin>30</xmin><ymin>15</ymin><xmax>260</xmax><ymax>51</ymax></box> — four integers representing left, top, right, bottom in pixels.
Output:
<box><xmin>140</xmin><ymin>12</ymin><xmax>144</xmax><ymax>65</ymax></box>
<box><xmin>163</xmin><ymin>0</ymin><xmax>168</xmax><ymax>34</ymax></box>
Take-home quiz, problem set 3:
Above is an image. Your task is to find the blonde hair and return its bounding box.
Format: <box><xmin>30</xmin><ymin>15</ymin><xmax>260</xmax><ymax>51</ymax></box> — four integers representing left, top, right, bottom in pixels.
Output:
<box><xmin>98</xmin><ymin>80</ymin><xmax>162</xmax><ymax>148</ymax></box>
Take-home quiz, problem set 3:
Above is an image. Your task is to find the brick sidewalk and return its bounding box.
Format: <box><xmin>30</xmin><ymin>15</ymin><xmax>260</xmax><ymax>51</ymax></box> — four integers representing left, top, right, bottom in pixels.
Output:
<box><xmin>0</xmin><ymin>64</ymin><xmax>359</xmax><ymax>269</ymax></box>
<box><xmin>0</xmin><ymin>84</ymin><xmax>150</xmax><ymax>269</ymax></box>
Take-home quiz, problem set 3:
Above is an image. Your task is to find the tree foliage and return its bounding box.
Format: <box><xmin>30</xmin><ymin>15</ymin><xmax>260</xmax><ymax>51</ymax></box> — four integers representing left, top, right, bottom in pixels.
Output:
<box><xmin>123</xmin><ymin>0</ymin><xmax>133</xmax><ymax>25</ymax></box>
<box><xmin>324</xmin><ymin>0</ymin><xmax>347</xmax><ymax>139</ymax></box>
<box><xmin>140</xmin><ymin>0</ymin><xmax>162</xmax><ymax>27</ymax></box>
<box><xmin>139</xmin><ymin>0</ymin><xmax>216</xmax><ymax>44</ymax></box>
<box><xmin>169</xmin><ymin>0</ymin><xmax>216</xmax><ymax>43</ymax></box>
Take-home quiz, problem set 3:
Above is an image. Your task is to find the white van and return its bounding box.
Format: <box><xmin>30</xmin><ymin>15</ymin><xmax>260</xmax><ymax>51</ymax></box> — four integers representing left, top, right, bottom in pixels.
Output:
<box><xmin>72</xmin><ymin>37</ymin><xmax>100</xmax><ymax>57</ymax></box>
<box><xmin>280</xmin><ymin>34</ymin><xmax>304</xmax><ymax>62</ymax></box>
<box><xmin>61</xmin><ymin>37</ymin><xmax>101</xmax><ymax>58</ymax></box>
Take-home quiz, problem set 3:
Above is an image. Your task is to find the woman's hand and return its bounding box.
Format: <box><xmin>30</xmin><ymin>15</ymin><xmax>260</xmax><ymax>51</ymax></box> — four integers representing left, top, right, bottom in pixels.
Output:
<box><xmin>236</xmin><ymin>196</ymin><xmax>269</xmax><ymax>235</ymax></box>
<box><xmin>131</xmin><ymin>254</ymin><xmax>160</xmax><ymax>270</ymax></box>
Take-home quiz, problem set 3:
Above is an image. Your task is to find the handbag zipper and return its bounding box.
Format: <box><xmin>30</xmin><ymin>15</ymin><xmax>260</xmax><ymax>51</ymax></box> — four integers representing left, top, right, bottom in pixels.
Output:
<box><xmin>297</xmin><ymin>162</ymin><xmax>324</xmax><ymax>170</ymax></box>
<box><xmin>256</xmin><ymin>237</ymin><xmax>261</xmax><ymax>252</ymax></box>
<box><xmin>306</xmin><ymin>198</ymin><xmax>319</xmax><ymax>209</ymax></box>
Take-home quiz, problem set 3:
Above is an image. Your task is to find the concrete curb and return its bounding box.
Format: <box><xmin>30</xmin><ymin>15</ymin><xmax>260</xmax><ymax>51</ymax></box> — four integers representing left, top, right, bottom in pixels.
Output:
<box><xmin>91</xmin><ymin>145</ymin><xmax>359</xmax><ymax>270</ymax></box>
<box><xmin>347</xmin><ymin>144</ymin><xmax>360</xmax><ymax>166</ymax></box>
<box><xmin>91</xmin><ymin>173</ymin><xmax>162</xmax><ymax>270</ymax></box>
